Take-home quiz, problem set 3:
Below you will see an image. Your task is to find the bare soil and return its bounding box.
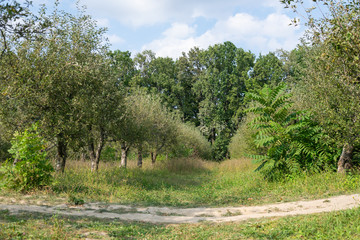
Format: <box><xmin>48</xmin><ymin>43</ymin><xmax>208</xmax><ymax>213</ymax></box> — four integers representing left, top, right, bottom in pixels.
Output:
<box><xmin>1</xmin><ymin>194</ymin><xmax>359</xmax><ymax>224</ymax></box>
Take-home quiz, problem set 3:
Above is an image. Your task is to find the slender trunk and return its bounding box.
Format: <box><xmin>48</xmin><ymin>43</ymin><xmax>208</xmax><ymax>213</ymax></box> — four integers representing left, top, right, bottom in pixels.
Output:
<box><xmin>55</xmin><ymin>134</ymin><xmax>67</xmax><ymax>173</ymax></box>
<box><xmin>89</xmin><ymin>142</ymin><xmax>96</xmax><ymax>171</ymax></box>
<box><xmin>120</xmin><ymin>142</ymin><xmax>129</xmax><ymax>168</ymax></box>
<box><xmin>80</xmin><ymin>152</ymin><xmax>86</xmax><ymax>162</ymax></box>
<box><xmin>151</xmin><ymin>151</ymin><xmax>157</xmax><ymax>165</ymax></box>
<box><xmin>211</xmin><ymin>128</ymin><xmax>216</xmax><ymax>145</ymax></box>
<box><xmin>137</xmin><ymin>144</ymin><xmax>143</xmax><ymax>168</ymax></box>
<box><xmin>90</xmin><ymin>130</ymin><xmax>106</xmax><ymax>172</ymax></box>
<box><xmin>337</xmin><ymin>144</ymin><xmax>354</xmax><ymax>173</ymax></box>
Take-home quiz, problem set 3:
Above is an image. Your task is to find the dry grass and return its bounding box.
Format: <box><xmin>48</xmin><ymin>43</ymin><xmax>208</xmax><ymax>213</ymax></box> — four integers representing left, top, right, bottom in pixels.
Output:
<box><xmin>159</xmin><ymin>157</ymin><xmax>210</xmax><ymax>173</ymax></box>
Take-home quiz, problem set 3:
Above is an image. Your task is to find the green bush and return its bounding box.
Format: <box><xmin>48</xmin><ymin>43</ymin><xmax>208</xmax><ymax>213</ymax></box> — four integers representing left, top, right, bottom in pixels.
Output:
<box><xmin>174</xmin><ymin>123</ymin><xmax>212</xmax><ymax>160</ymax></box>
<box><xmin>229</xmin><ymin>113</ymin><xmax>261</xmax><ymax>159</ymax></box>
<box><xmin>0</xmin><ymin>124</ymin><xmax>54</xmax><ymax>191</ymax></box>
<box><xmin>246</xmin><ymin>84</ymin><xmax>339</xmax><ymax>180</ymax></box>
<box><xmin>211</xmin><ymin>134</ymin><xmax>230</xmax><ymax>161</ymax></box>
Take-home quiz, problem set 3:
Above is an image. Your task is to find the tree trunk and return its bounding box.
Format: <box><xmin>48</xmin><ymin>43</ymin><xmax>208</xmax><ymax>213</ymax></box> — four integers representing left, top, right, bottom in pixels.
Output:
<box><xmin>89</xmin><ymin>142</ymin><xmax>96</xmax><ymax>171</ymax></box>
<box><xmin>80</xmin><ymin>152</ymin><xmax>87</xmax><ymax>162</ymax></box>
<box><xmin>151</xmin><ymin>151</ymin><xmax>157</xmax><ymax>165</ymax></box>
<box><xmin>337</xmin><ymin>144</ymin><xmax>354</xmax><ymax>173</ymax></box>
<box><xmin>137</xmin><ymin>144</ymin><xmax>143</xmax><ymax>168</ymax></box>
<box><xmin>90</xmin><ymin>129</ymin><xmax>106</xmax><ymax>172</ymax></box>
<box><xmin>55</xmin><ymin>134</ymin><xmax>67</xmax><ymax>173</ymax></box>
<box><xmin>120</xmin><ymin>142</ymin><xmax>130</xmax><ymax>168</ymax></box>
<box><xmin>211</xmin><ymin>128</ymin><xmax>216</xmax><ymax>145</ymax></box>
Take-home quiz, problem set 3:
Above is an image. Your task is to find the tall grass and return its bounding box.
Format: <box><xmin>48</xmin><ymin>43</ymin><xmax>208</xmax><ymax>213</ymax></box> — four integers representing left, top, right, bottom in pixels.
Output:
<box><xmin>46</xmin><ymin>157</ymin><xmax>360</xmax><ymax>207</ymax></box>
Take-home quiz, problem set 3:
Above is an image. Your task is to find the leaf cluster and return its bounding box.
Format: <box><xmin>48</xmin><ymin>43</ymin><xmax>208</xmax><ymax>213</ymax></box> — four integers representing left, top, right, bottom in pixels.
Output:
<box><xmin>246</xmin><ymin>84</ymin><xmax>339</xmax><ymax>179</ymax></box>
<box><xmin>0</xmin><ymin>123</ymin><xmax>54</xmax><ymax>191</ymax></box>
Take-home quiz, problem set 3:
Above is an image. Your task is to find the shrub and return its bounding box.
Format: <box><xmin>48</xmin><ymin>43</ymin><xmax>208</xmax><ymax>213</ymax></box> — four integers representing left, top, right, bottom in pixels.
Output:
<box><xmin>173</xmin><ymin>123</ymin><xmax>211</xmax><ymax>160</ymax></box>
<box><xmin>229</xmin><ymin>113</ymin><xmax>260</xmax><ymax>159</ymax></box>
<box><xmin>246</xmin><ymin>84</ymin><xmax>339</xmax><ymax>180</ymax></box>
<box><xmin>211</xmin><ymin>134</ymin><xmax>230</xmax><ymax>161</ymax></box>
<box><xmin>0</xmin><ymin>123</ymin><xmax>54</xmax><ymax>191</ymax></box>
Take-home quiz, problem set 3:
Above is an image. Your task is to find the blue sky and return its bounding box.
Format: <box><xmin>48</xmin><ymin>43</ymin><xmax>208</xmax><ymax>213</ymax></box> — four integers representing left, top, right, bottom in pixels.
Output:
<box><xmin>29</xmin><ymin>0</ymin><xmax>308</xmax><ymax>59</ymax></box>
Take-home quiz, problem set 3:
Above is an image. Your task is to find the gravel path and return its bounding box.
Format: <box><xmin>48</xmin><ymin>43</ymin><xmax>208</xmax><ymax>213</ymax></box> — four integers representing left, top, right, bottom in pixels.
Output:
<box><xmin>1</xmin><ymin>194</ymin><xmax>359</xmax><ymax>224</ymax></box>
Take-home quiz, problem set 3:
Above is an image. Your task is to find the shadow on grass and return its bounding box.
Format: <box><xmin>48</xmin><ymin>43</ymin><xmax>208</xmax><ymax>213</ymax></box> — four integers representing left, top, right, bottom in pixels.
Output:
<box><xmin>52</xmin><ymin>161</ymin><xmax>214</xmax><ymax>194</ymax></box>
<box><xmin>0</xmin><ymin>209</ymin><xmax>169</xmax><ymax>239</ymax></box>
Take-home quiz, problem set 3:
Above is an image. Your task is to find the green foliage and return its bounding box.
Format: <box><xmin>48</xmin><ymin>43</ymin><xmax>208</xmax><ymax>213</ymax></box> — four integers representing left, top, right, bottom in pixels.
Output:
<box><xmin>100</xmin><ymin>145</ymin><xmax>117</xmax><ymax>162</ymax></box>
<box><xmin>194</xmin><ymin>42</ymin><xmax>255</xmax><ymax>160</ymax></box>
<box><xmin>282</xmin><ymin>0</ymin><xmax>360</xmax><ymax>171</ymax></box>
<box><xmin>229</xmin><ymin>114</ymin><xmax>261</xmax><ymax>159</ymax></box>
<box><xmin>246</xmin><ymin>52</ymin><xmax>285</xmax><ymax>92</ymax></box>
<box><xmin>0</xmin><ymin>123</ymin><xmax>53</xmax><ymax>191</ymax></box>
<box><xmin>0</xmin><ymin>0</ymin><xmax>49</xmax><ymax>57</ymax></box>
<box><xmin>246</xmin><ymin>84</ymin><xmax>339</xmax><ymax>179</ymax></box>
<box><xmin>211</xmin><ymin>134</ymin><xmax>230</xmax><ymax>161</ymax></box>
<box><xmin>174</xmin><ymin>122</ymin><xmax>211</xmax><ymax>160</ymax></box>
<box><xmin>0</xmin><ymin>123</ymin><xmax>11</xmax><ymax>161</ymax></box>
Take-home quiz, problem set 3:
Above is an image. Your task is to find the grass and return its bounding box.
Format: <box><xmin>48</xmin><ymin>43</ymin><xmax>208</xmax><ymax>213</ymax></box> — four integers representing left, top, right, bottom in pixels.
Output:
<box><xmin>1</xmin><ymin>157</ymin><xmax>360</xmax><ymax>207</ymax></box>
<box><xmin>1</xmin><ymin>207</ymin><xmax>360</xmax><ymax>239</ymax></box>
<box><xmin>2</xmin><ymin>157</ymin><xmax>360</xmax><ymax>239</ymax></box>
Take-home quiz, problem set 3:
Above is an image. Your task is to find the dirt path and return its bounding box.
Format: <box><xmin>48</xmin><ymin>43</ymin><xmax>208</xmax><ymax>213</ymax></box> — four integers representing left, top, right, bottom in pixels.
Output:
<box><xmin>1</xmin><ymin>194</ymin><xmax>360</xmax><ymax>224</ymax></box>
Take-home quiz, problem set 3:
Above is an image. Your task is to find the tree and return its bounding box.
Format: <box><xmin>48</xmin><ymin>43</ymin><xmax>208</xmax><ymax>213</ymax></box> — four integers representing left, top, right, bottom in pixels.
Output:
<box><xmin>131</xmin><ymin>50</ymin><xmax>182</xmax><ymax>111</ymax></box>
<box><xmin>194</xmin><ymin>41</ymin><xmax>255</xmax><ymax>160</ymax></box>
<box><xmin>175</xmin><ymin>47</ymin><xmax>204</xmax><ymax>125</ymax></box>
<box><xmin>122</xmin><ymin>91</ymin><xmax>178</xmax><ymax>167</ymax></box>
<box><xmin>0</xmin><ymin>3</ymin><xmax>111</xmax><ymax>172</ymax></box>
<box><xmin>246</xmin><ymin>52</ymin><xmax>285</xmax><ymax>92</ymax></box>
<box><xmin>107</xmin><ymin>50</ymin><xmax>136</xmax><ymax>168</ymax></box>
<box><xmin>282</xmin><ymin>0</ymin><xmax>360</xmax><ymax>172</ymax></box>
<box><xmin>1</xmin><ymin>0</ymin><xmax>35</xmax><ymax>57</ymax></box>
<box><xmin>84</xmin><ymin>61</ymin><xmax>124</xmax><ymax>172</ymax></box>
<box><xmin>108</xmin><ymin>50</ymin><xmax>136</xmax><ymax>88</ymax></box>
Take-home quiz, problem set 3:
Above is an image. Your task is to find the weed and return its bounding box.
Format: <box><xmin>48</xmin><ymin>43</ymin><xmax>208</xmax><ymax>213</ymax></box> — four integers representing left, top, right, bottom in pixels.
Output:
<box><xmin>195</xmin><ymin>213</ymin><xmax>215</xmax><ymax>217</ymax></box>
<box><xmin>155</xmin><ymin>211</ymin><xmax>185</xmax><ymax>217</ymax></box>
<box><xmin>222</xmin><ymin>210</ymin><xmax>242</xmax><ymax>217</ymax></box>
<box><xmin>51</xmin><ymin>214</ymin><xmax>68</xmax><ymax>239</ymax></box>
<box><xmin>68</xmin><ymin>194</ymin><xmax>85</xmax><ymax>206</ymax></box>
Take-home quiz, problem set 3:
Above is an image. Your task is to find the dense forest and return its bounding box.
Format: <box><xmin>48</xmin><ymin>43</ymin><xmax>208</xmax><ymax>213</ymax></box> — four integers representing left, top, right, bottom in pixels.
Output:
<box><xmin>0</xmin><ymin>0</ymin><xmax>359</xmax><ymax>190</ymax></box>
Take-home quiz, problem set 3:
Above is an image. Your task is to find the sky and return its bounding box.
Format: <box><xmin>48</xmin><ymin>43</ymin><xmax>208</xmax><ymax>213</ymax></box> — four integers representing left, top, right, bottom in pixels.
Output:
<box><xmin>29</xmin><ymin>0</ymin><xmax>307</xmax><ymax>59</ymax></box>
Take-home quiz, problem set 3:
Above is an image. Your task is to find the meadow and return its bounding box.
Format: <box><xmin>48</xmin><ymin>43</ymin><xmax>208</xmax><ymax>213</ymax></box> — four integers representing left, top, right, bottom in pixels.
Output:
<box><xmin>2</xmin><ymin>158</ymin><xmax>360</xmax><ymax>239</ymax></box>
<box><xmin>2</xmin><ymin>157</ymin><xmax>360</xmax><ymax>207</ymax></box>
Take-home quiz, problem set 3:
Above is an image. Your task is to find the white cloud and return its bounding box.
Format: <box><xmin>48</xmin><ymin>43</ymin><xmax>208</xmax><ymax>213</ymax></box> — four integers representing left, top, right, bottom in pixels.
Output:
<box><xmin>82</xmin><ymin>0</ymin><xmax>170</xmax><ymax>27</ymax></box>
<box><xmin>81</xmin><ymin>0</ymin><xmax>286</xmax><ymax>27</ymax></box>
<box><xmin>163</xmin><ymin>23</ymin><xmax>196</xmax><ymax>39</ymax></box>
<box><xmin>96</xmin><ymin>18</ymin><xmax>110</xmax><ymax>28</ymax></box>
<box><xmin>142</xmin><ymin>12</ymin><xmax>303</xmax><ymax>59</ymax></box>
